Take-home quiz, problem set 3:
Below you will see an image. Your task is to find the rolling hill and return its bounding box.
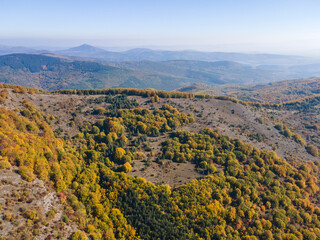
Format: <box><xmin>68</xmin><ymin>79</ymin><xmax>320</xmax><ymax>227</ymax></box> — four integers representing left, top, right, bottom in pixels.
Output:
<box><xmin>177</xmin><ymin>77</ymin><xmax>320</xmax><ymax>103</ymax></box>
<box><xmin>112</xmin><ymin>60</ymin><xmax>286</xmax><ymax>84</ymax></box>
<box><xmin>0</xmin><ymin>53</ymin><xmax>126</xmax><ymax>90</ymax></box>
<box><xmin>0</xmin><ymin>53</ymin><xmax>202</xmax><ymax>90</ymax></box>
<box><xmin>0</xmin><ymin>53</ymin><xmax>300</xmax><ymax>91</ymax></box>
<box><xmin>0</xmin><ymin>84</ymin><xmax>320</xmax><ymax>239</ymax></box>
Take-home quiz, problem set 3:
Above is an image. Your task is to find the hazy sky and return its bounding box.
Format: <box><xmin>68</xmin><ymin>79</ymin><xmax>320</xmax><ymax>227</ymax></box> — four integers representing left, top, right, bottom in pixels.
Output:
<box><xmin>1</xmin><ymin>0</ymin><xmax>320</xmax><ymax>55</ymax></box>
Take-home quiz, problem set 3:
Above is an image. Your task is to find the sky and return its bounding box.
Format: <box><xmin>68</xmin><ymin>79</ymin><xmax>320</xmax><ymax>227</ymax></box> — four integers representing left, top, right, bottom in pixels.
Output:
<box><xmin>1</xmin><ymin>0</ymin><xmax>320</xmax><ymax>55</ymax></box>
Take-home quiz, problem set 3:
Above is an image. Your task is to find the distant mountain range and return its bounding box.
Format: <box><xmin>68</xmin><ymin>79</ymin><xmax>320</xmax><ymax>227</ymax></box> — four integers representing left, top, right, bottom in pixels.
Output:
<box><xmin>56</xmin><ymin>44</ymin><xmax>315</xmax><ymax>66</ymax></box>
<box><xmin>1</xmin><ymin>53</ymin><xmax>320</xmax><ymax>91</ymax></box>
<box><xmin>0</xmin><ymin>53</ymin><xmax>289</xmax><ymax>91</ymax></box>
<box><xmin>1</xmin><ymin>43</ymin><xmax>318</xmax><ymax>66</ymax></box>
<box><xmin>1</xmin><ymin>44</ymin><xmax>320</xmax><ymax>91</ymax></box>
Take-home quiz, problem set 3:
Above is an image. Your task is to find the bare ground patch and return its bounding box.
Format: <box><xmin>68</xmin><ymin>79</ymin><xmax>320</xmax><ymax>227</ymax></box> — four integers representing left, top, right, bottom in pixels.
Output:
<box><xmin>0</xmin><ymin>168</ymin><xmax>77</xmax><ymax>239</ymax></box>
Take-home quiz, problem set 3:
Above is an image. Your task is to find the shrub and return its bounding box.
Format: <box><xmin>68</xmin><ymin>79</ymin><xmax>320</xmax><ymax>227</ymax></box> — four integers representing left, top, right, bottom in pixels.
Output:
<box><xmin>23</xmin><ymin>209</ymin><xmax>39</xmax><ymax>220</ymax></box>
<box><xmin>122</xmin><ymin>162</ymin><xmax>132</xmax><ymax>173</ymax></box>
<box><xmin>0</xmin><ymin>159</ymin><xmax>11</xmax><ymax>169</ymax></box>
<box><xmin>94</xmin><ymin>107</ymin><xmax>106</xmax><ymax>115</ymax></box>
<box><xmin>19</xmin><ymin>166</ymin><xmax>36</xmax><ymax>182</ymax></box>
<box><xmin>306</xmin><ymin>145</ymin><xmax>319</xmax><ymax>157</ymax></box>
<box><xmin>71</xmin><ymin>230</ymin><xmax>87</xmax><ymax>240</ymax></box>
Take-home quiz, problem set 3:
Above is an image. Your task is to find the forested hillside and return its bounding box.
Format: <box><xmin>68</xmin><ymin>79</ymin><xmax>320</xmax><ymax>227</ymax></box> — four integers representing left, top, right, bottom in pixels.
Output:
<box><xmin>0</xmin><ymin>54</ymin><xmax>281</xmax><ymax>91</ymax></box>
<box><xmin>0</xmin><ymin>54</ymin><xmax>135</xmax><ymax>90</ymax></box>
<box><xmin>0</xmin><ymin>84</ymin><xmax>320</xmax><ymax>239</ymax></box>
<box><xmin>1</xmin><ymin>53</ymin><xmax>320</xmax><ymax>92</ymax></box>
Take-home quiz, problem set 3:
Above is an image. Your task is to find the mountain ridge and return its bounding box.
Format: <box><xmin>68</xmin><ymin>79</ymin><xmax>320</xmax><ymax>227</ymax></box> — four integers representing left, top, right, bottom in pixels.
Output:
<box><xmin>0</xmin><ymin>53</ymin><xmax>298</xmax><ymax>91</ymax></box>
<box><xmin>0</xmin><ymin>43</ymin><xmax>319</xmax><ymax>66</ymax></box>
<box><xmin>59</xmin><ymin>44</ymin><xmax>312</xmax><ymax>65</ymax></box>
